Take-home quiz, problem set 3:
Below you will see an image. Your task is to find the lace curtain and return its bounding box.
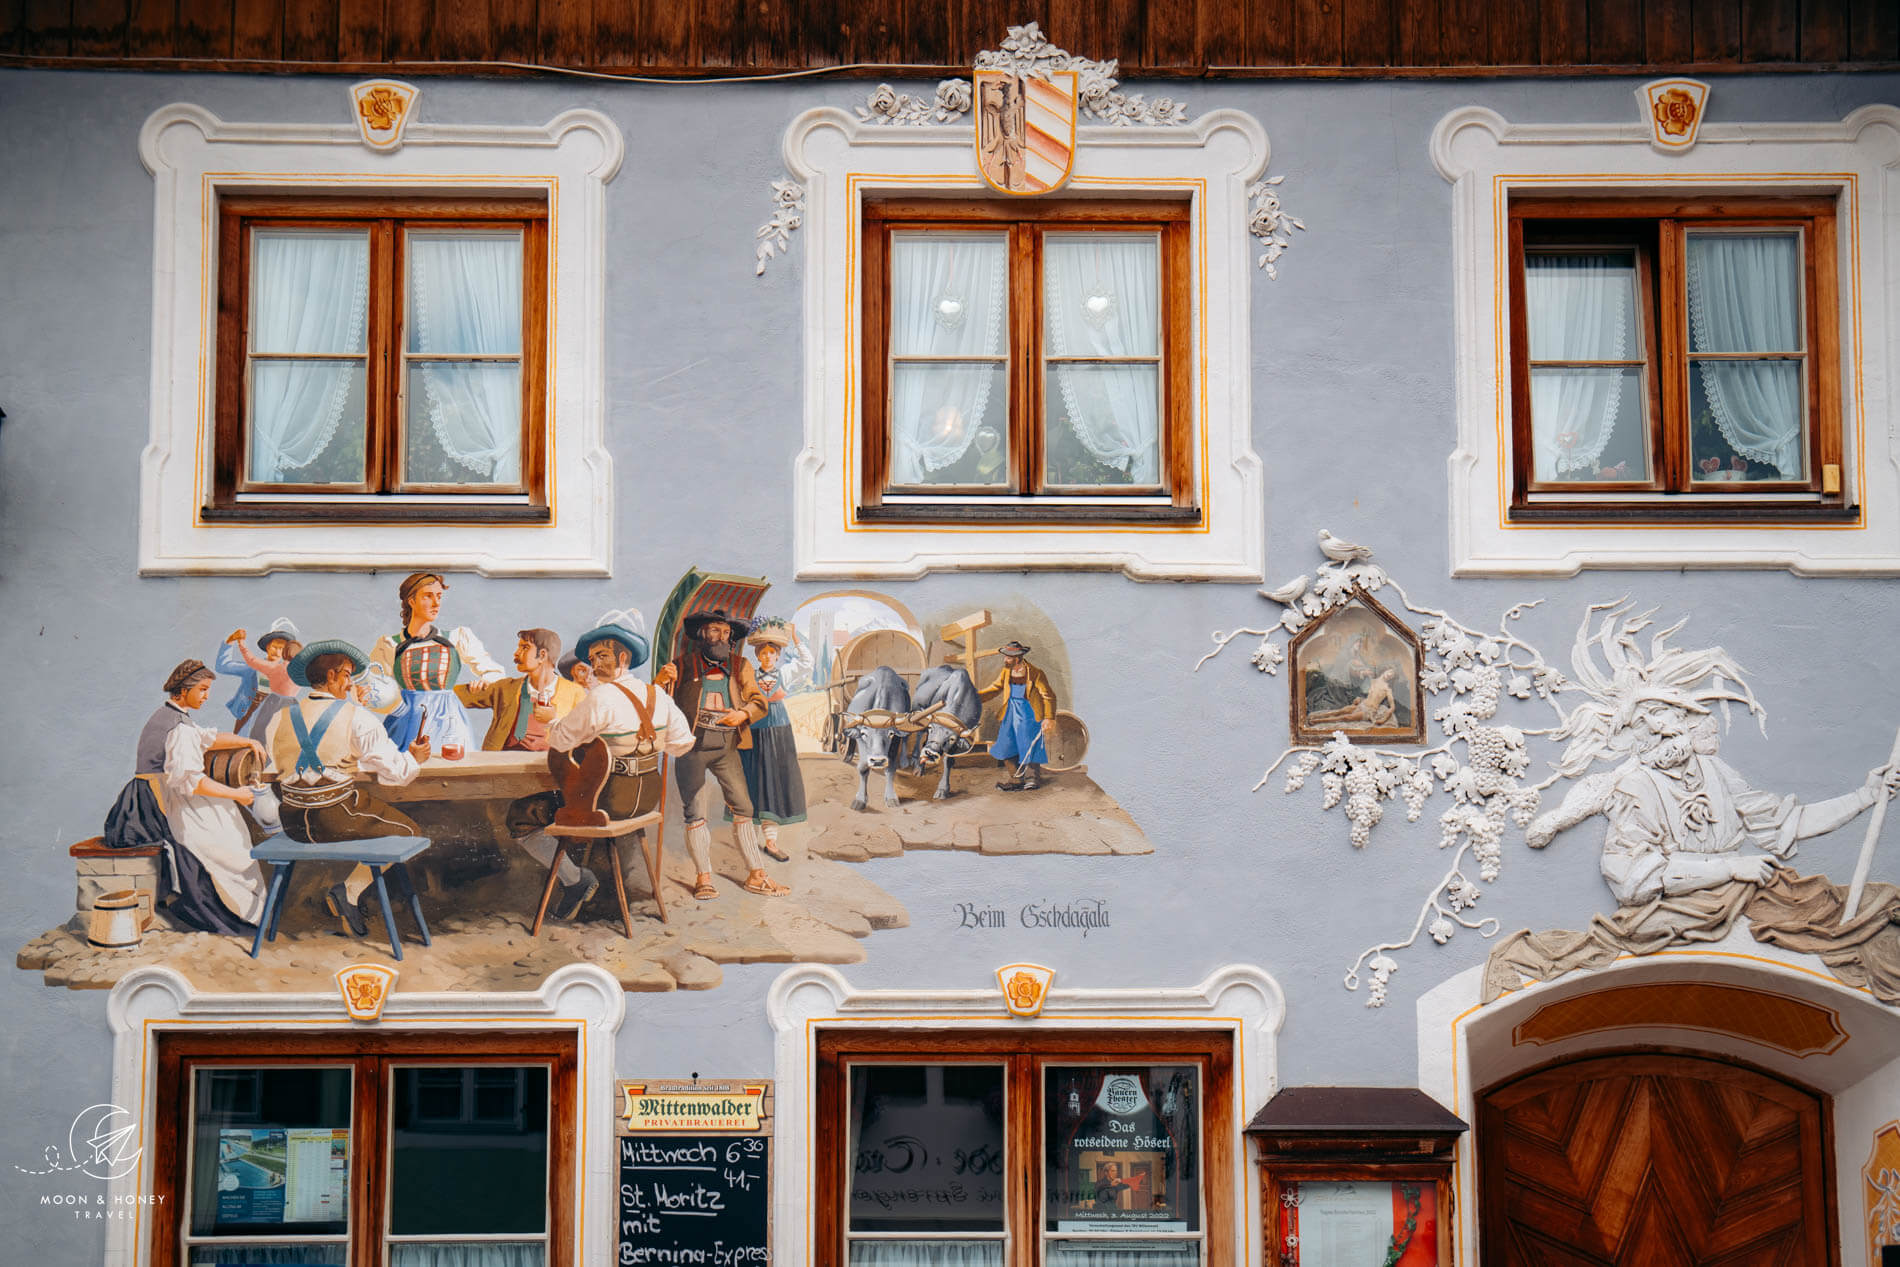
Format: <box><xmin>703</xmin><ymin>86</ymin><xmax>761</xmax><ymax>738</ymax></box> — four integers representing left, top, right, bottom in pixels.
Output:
<box><xmin>1525</xmin><ymin>253</ymin><xmax>1634</xmax><ymax>480</ymax></box>
<box><xmin>1686</xmin><ymin>233</ymin><xmax>1804</xmax><ymax>479</ymax></box>
<box><xmin>248</xmin><ymin>230</ymin><xmax>369</xmax><ymax>482</ymax></box>
<box><xmin>889</xmin><ymin>235</ymin><xmax>1008</xmax><ymax>483</ymax></box>
<box><xmin>1044</xmin><ymin>235</ymin><xmax>1160</xmax><ymax>483</ymax></box>
<box><xmin>409</xmin><ymin>233</ymin><xmax>524</xmax><ymax>483</ymax></box>
<box><xmin>848</xmin><ymin>1241</ymin><xmax>1003</xmax><ymax>1267</ymax></box>
<box><xmin>388</xmin><ymin>1243</ymin><xmax>544</xmax><ymax>1267</ymax></box>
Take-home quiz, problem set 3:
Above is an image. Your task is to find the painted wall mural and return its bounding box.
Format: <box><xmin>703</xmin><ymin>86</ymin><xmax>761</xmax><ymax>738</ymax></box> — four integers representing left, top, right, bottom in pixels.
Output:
<box><xmin>17</xmin><ymin>570</ymin><xmax>1150</xmax><ymax>994</ymax></box>
<box><xmin>1201</xmin><ymin>531</ymin><xmax>1900</xmax><ymax>1008</ymax></box>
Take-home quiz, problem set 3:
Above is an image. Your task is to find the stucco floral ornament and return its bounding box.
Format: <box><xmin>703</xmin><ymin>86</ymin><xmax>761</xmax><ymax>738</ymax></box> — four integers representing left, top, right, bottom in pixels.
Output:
<box><xmin>754</xmin><ymin>179</ymin><xmax>805</xmax><ymax>276</ymax></box>
<box><xmin>855</xmin><ymin>79</ymin><xmax>974</xmax><ymax>126</ymax></box>
<box><xmin>1249</xmin><ymin>175</ymin><xmax>1306</xmax><ymax>277</ymax></box>
<box><xmin>1198</xmin><ymin>530</ymin><xmax>1572</xmax><ymax>1006</ymax></box>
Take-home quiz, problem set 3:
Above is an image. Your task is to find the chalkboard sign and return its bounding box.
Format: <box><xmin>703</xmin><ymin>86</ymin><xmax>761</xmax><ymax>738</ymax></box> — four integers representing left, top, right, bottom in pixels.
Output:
<box><xmin>618</xmin><ymin>1133</ymin><xmax>770</xmax><ymax>1267</ymax></box>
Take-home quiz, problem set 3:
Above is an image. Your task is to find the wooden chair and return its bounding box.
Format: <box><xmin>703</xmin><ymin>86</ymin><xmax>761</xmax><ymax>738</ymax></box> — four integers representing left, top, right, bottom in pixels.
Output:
<box><xmin>532</xmin><ymin>756</ymin><xmax>670</xmax><ymax>938</ymax></box>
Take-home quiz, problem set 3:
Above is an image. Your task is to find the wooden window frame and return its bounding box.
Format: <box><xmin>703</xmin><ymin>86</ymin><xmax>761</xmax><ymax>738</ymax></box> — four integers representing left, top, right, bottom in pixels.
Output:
<box><xmin>815</xmin><ymin>1028</ymin><xmax>1236</xmax><ymax>1267</ymax></box>
<box><xmin>210</xmin><ymin>194</ymin><xmax>550</xmax><ymax>525</ymax></box>
<box><xmin>149</xmin><ymin>1028</ymin><xmax>578</xmax><ymax>1267</ymax></box>
<box><xmin>859</xmin><ymin>199</ymin><xmax>1198</xmax><ymax>526</ymax></box>
<box><xmin>1506</xmin><ymin>195</ymin><xmax>1848</xmax><ymax>525</ymax></box>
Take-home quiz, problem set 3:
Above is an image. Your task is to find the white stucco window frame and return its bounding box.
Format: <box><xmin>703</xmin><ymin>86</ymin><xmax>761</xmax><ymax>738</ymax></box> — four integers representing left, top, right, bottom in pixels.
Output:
<box><xmin>766</xmin><ymin>963</ymin><xmax>1285</xmax><ymax>1267</ymax></box>
<box><xmin>137</xmin><ymin>102</ymin><xmax>622</xmax><ymax>576</ymax></box>
<box><xmin>1434</xmin><ymin>103</ymin><xmax>1900</xmax><ymax>576</ymax></box>
<box><xmin>784</xmin><ymin>108</ymin><xmax>1268</xmax><ymax>581</ymax></box>
<box><xmin>102</xmin><ymin>964</ymin><xmax>624</xmax><ymax>1267</ymax></box>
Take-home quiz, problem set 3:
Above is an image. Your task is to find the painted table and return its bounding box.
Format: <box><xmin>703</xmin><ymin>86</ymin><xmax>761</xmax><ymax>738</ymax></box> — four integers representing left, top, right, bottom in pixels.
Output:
<box><xmin>374</xmin><ymin>749</ymin><xmax>554</xmax><ymax>804</ymax></box>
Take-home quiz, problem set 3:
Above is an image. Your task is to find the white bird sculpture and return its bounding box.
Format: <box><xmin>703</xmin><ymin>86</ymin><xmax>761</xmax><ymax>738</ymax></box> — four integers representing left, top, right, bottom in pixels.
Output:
<box><xmin>1259</xmin><ymin>575</ymin><xmax>1309</xmax><ymax>605</ymax></box>
<box><xmin>1317</xmin><ymin>529</ymin><xmax>1373</xmax><ymax>564</ymax></box>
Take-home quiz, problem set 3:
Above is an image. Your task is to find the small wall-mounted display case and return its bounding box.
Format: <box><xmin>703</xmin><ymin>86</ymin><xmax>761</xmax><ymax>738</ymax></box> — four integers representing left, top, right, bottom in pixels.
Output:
<box><xmin>1247</xmin><ymin>1087</ymin><xmax>1468</xmax><ymax>1267</ymax></box>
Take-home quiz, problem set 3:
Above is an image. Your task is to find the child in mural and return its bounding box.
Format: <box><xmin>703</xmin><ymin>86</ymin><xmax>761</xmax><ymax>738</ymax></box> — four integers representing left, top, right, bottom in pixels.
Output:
<box><xmin>369</xmin><ymin>572</ymin><xmax>506</xmax><ymax>760</ymax></box>
<box><xmin>216</xmin><ymin>618</ymin><xmax>303</xmax><ymax>743</ymax></box>
<box><xmin>979</xmin><ymin>640</ymin><xmax>1058</xmax><ymax>791</ymax></box>
<box><xmin>455</xmin><ymin>628</ymin><xmax>587</xmax><ymax>751</ymax></box>
<box><xmin>265</xmin><ymin>640</ymin><xmax>434</xmax><ymax>936</ymax></box>
<box><xmin>104</xmin><ymin>660</ymin><xmax>272</xmax><ymax>935</ymax></box>
<box><xmin>730</xmin><ymin>619</ymin><xmax>807</xmax><ymax>862</ymax></box>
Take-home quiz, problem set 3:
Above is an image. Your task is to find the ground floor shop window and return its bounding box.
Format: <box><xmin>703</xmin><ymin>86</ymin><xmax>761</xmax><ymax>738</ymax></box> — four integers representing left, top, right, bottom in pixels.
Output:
<box><xmin>816</xmin><ymin>1031</ymin><xmax>1234</xmax><ymax>1267</ymax></box>
<box><xmin>152</xmin><ymin>1030</ymin><xmax>576</xmax><ymax>1267</ymax></box>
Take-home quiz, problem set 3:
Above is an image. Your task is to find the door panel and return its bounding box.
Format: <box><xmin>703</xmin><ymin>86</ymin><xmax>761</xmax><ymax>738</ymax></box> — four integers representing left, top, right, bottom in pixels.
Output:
<box><xmin>1479</xmin><ymin>1053</ymin><xmax>1832</xmax><ymax>1266</ymax></box>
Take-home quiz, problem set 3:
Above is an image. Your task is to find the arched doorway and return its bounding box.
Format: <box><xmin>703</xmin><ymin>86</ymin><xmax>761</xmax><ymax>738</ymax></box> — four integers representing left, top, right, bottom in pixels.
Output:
<box><xmin>1478</xmin><ymin>1051</ymin><xmax>1834</xmax><ymax>1265</ymax></box>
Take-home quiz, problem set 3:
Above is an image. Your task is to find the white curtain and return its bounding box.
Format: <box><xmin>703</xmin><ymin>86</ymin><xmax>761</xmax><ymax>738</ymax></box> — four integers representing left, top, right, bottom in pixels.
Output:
<box><xmin>410</xmin><ymin>233</ymin><xmax>524</xmax><ymax>483</ymax></box>
<box><xmin>849</xmin><ymin>1241</ymin><xmax>1004</xmax><ymax>1267</ymax></box>
<box><xmin>889</xmin><ymin>235</ymin><xmax>1008</xmax><ymax>483</ymax></box>
<box><xmin>388</xmin><ymin>1243</ymin><xmax>544</xmax><ymax>1267</ymax></box>
<box><xmin>1045</xmin><ymin>1242</ymin><xmax>1199</xmax><ymax>1267</ymax></box>
<box><xmin>1045</xmin><ymin>235</ymin><xmax>1160</xmax><ymax>482</ymax></box>
<box><xmin>249</xmin><ymin>231</ymin><xmax>369</xmax><ymax>482</ymax></box>
<box><xmin>187</xmin><ymin>1247</ymin><xmax>346</xmax><ymax>1265</ymax></box>
<box><xmin>1525</xmin><ymin>254</ymin><xmax>1633</xmax><ymax>480</ymax></box>
<box><xmin>1686</xmin><ymin>233</ymin><xmax>1804</xmax><ymax>479</ymax></box>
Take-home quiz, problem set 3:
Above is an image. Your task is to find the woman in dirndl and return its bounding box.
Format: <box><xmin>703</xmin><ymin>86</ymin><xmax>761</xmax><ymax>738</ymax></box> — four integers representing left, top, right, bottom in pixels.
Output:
<box><xmin>369</xmin><ymin>572</ymin><xmax>506</xmax><ymax>758</ymax></box>
<box><xmin>737</xmin><ymin>620</ymin><xmax>807</xmax><ymax>861</ymax></box>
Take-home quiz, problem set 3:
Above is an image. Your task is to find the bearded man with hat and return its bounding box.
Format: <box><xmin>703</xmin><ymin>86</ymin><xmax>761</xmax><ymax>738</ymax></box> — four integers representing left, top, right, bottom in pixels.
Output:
<box><xmin>508</xmin><ymin>619</ymin><xmax>696</xmax><ymax>919</ymax></box>
<box><xmin>653</xmin><ymin>609</ymin><xmax>791</xmax><ymax>899</ymax></box>
<box><xmin>265</xmin><ymin>640</ymin><xmax>433</xmax><ymax>936</ymax></box>
<box><xmin>977</xmin><ymin>640</ymin><xmax>1058</xmax><ymax>791</ymax></box>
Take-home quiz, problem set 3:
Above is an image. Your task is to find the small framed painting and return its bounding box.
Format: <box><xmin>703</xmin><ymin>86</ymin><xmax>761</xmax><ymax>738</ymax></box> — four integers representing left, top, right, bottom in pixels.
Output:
<box><xmin>1287</xmin><ymin>588</ymin><xmax>1425</xmax><ymax>746</ymax></box>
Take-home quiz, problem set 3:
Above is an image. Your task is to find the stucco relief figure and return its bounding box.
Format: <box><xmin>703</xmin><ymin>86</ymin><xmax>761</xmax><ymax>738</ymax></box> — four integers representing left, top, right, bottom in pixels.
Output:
<box><xmin>1484</xmin><ymin>611</ymin><xmax>1900</xmax><ymax>1003</ymax></box>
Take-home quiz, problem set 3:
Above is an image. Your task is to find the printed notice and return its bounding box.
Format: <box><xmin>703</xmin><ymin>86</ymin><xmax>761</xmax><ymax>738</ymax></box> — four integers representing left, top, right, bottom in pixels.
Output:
<box><xmin>216</xmin><ymin>1128</ymin><xmax>348</xmax><ymax>1226</ymax></box>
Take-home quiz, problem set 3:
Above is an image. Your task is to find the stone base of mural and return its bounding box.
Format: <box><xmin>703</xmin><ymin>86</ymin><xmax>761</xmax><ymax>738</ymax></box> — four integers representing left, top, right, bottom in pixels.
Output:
<box><xmin>797</xmin><ymin>757</ymin><xmax>1151</xmax><ymax>860</ymax></box>
<box><xmin>17</xmin><ymin>830</ymin><xmax>908</xmax><ymax>993</ymax></box>
<box><xmin>1483</xmin><ymin>867</ymin><xmax>1900</xmax><ymax>1005</ymax></box>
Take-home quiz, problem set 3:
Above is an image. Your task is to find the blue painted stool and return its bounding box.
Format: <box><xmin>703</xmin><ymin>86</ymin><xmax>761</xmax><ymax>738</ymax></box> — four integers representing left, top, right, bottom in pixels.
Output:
<box><xmin>249</xmin><ymin>834</ymin><xmax>433</xmax><ymax>961</ymax></box>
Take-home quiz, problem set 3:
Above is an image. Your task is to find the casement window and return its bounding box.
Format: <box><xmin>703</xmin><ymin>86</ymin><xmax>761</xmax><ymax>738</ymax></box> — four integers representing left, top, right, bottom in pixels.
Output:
<box><xmin>816</xmin><ymin>1030</ymin><xmax>1234</xmax><ymax>1267</ymax></box>
<box><xmin>858</xmin><ymin>201</ymin><xmax>1195</xmax><ymax>525</ymax></box>
<box><xmin>151</xmin><ymin>1030</ymin><xmax>576</xmax><ymax>1267</ymax></box>
<box><xmin>210</xmin><ymin>196</ymin><xmax>549</xmax><ymax>523</ymax></box>
<box><xmin>1507</xmin><ymin>196</ymin><xmax>1845</xmax><ymax>523</ymax></box>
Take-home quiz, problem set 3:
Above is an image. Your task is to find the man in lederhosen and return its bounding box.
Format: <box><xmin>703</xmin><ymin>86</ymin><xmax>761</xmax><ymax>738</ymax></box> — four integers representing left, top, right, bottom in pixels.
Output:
<box><xmin>653</xmin><ymin>610</ymin><xmax>791</xmax><ymax>899</ymax></box>
<box><xmin>264</xmin><ymin>640</ymin><xmax>432</xmax><ymax>935</ymax></box>
<box><xmin>505</xmin><ymin>620</ymin><xmax>696</xmax><ymax>919</ymax></box>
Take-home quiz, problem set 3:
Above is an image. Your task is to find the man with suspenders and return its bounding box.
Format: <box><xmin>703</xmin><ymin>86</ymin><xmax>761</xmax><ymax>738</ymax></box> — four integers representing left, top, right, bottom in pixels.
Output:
<box><xmin>265</xmin><ymin>640</ymin><xmax>433</xmax><ymax>935</ymax></box>
<box><xmin>506</xmin><ymin>621</ymin><xmax>696</xmax><ymax>919</ymax></box>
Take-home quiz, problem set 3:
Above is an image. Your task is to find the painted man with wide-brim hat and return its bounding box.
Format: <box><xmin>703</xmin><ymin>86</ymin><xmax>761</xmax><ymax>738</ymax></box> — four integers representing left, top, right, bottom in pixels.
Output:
<box><xmin>653</xmin><ymin>609</ymin><xmax>790</xmax><ymax>899</ymax></box>
<box><xmin>263</xmin><ymin>639</ymin><xmax>433</xmax><ymax>937</ymax></box>
<box><xmin>977</xmin><ymin>640</ymin><xmax>1058</xmax><ymax>791</ymax></box>
<box><xmin>509</xmin><ymin>619</ymin><xmax>697</xmax><ymax>920</ymax></box>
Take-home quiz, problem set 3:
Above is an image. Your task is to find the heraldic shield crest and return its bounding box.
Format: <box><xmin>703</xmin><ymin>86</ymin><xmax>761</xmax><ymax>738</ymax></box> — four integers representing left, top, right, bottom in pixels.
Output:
<box><xmin>975</xmin><ymin>70</ymin><xmax>1078</xmax><ymax>195</ymax></box>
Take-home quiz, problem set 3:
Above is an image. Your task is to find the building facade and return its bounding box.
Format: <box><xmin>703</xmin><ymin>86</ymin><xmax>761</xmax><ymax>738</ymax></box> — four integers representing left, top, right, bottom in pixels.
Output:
<box><xmin>4</xmin><ymin>5</ymin><xmax>1900</xmax><ymax>1264</ymax></box>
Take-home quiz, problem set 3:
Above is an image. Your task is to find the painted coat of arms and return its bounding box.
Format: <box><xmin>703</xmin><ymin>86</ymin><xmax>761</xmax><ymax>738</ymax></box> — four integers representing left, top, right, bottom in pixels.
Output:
<box><xmin>975</xmin><ymin>69</ymin><xmax>1077</xmax><ymax>194</ymax></box>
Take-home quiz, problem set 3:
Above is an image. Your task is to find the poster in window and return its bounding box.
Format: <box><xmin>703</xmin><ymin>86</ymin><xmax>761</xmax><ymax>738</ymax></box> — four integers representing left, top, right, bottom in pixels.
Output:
<box><xmin>1281</xmin><ymin>1180</ymin><xmax>1437</xmax><ymax>1267</ymax></box>
<box><xmin>1045</xmin><ymin>1066</ymin><xmax>1200</xmax><ymax>1234</ymax></box>
<box><xmin>215</xmin><ymin>1127</ymin><xmax>348</xmax><ymax>1225</ymax></box>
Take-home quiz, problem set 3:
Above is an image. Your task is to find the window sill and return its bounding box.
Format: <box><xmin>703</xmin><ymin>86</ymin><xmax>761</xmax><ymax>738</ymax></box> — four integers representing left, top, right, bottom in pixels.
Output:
<box><xmin>1508</xmin><ymin>501</ymin><xmax>1858</xmax><ymax>526</ymax></box>
<box><xmin>856</xmin><ymin>503</ymin><xmax>1203</xmax><ymax>526</ymax></box>
<box><xmin>201</xmin><ymin>501</ymin><xmax>552</xmax><ymax>525</ymax></box>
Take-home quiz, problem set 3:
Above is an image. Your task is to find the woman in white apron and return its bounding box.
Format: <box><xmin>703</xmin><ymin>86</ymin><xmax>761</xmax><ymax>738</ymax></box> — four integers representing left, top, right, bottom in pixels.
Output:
<box><xmin>158</xmin><ymin>660</ymin><xmax>272</xmax><ymax>929</ymax></box>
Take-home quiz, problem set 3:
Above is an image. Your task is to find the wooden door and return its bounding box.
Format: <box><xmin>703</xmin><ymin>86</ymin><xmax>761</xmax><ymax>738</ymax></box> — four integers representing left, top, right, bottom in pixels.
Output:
<box><xmin>1478</xmin><ymin>1052</ymin><xmax>1835</xmax><ymax>1266</ymax></box>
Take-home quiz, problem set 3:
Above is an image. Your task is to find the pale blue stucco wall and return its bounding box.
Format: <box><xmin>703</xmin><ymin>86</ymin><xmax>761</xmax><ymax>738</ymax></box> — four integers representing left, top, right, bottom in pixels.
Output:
<box><xmin>3</xmin><ymin>66</ymin><xmax>1898</xmax><ymax>1258</ymax></box>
